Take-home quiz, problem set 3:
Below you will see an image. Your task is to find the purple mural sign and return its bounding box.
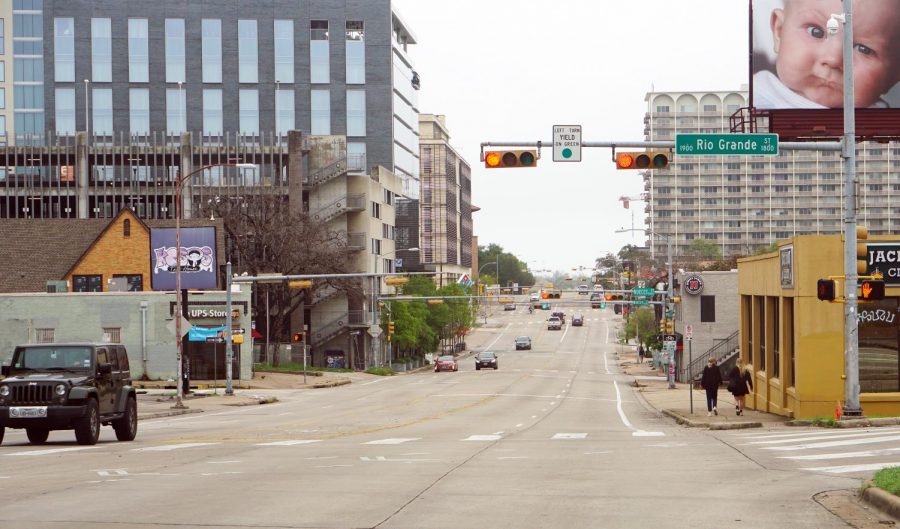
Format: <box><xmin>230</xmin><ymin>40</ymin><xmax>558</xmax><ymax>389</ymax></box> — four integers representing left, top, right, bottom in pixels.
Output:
<box><xmin>150</xmin><ymin>227</ymin><xmax>218</xmax><ymax>291</ymax></box>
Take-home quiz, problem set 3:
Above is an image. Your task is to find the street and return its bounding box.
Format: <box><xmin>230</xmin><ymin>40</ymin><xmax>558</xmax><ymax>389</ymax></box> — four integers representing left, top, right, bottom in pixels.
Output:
<box><xmin>0</xmin><ymin>302</ymin><xmax>874</xmax><ymax>528</ymax></box>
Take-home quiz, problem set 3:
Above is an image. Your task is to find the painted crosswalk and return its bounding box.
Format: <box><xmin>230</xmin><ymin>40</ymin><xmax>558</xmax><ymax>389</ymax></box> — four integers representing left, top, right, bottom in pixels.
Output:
<box><xmin>727</xmin><ymin>427</ymin><xmax>900</xmax><ymax>475</ymax></box>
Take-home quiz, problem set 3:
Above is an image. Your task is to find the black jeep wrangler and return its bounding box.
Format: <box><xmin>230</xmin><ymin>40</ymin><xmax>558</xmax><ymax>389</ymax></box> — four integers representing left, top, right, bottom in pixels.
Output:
<box><xmin>0</xmin><ymin>343</ymin><xmax>138</xmax><ymax>446</ymax></box>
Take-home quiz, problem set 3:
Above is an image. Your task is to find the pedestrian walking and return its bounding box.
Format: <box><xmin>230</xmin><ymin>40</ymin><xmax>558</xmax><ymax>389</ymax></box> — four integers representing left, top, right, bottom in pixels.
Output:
<box><xmin>727</xmin><ymin>359</ymin><xmax>753</xmax><ymax>416</ymax></box>
<box><xmin>700</xmin><ymin>357</ymin><xmax>723</xmax><ymax>416</ymax></box>
<box><xmin>636</xmin><ymin>344</ymin><xmax>644</xmax><ymax>364</ymax></box>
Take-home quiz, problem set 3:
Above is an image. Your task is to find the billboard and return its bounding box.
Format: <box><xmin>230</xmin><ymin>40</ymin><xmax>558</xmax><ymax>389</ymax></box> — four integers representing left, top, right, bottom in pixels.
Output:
<box><xmin>150</xmin><ymin>227</ymin><xmax>218</xmax><ymax>291</ymax></box>
<box><xmin>751</xmin><ymin>0</ymin><xmax>900</xmax><ymax>139</ymax></box>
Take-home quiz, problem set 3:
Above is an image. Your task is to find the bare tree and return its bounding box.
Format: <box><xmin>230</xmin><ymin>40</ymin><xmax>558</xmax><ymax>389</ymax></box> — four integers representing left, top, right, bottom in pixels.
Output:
<box><xmin>200</xmin><ymin>194</ymin><xmax>362</xmax><ymax>353</ymax></box>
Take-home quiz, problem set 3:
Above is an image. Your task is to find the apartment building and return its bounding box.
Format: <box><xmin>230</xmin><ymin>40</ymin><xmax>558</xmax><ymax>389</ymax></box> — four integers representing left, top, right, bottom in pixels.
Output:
<box><xmin>643</xmin><ymin>89</ymin><xmax>900</xmax><ymax>259</ymax></box>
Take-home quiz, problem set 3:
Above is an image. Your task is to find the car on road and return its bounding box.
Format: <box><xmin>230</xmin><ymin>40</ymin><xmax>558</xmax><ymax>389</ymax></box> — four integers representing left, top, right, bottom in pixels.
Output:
<box><xmin>572</xmin><ymin>314</ymin><xmax>584</xmax><ymax>326</ymax></box>
<box><xmin>475</xmin><ymin>351</ymin><xmax>498</xmax><ymax>370</ymax></box>
<box><xmin>504</xmin><ymin>303</ymin><xmax>516</xmax><ymax>311</ymax></box>
<box><xmin>530</xmin><ymin>293</ymin><xmax>540</xmax><ymax>302</ymax></box>
<box><xmin>547</xmin><ymin>317</ymin><xmax>562</xmax><ymax>330</ymax></box>
<box><xmin>434</xmin><ymin>355</ymin><xmax>458</xmax><ymax>372</ymax></box>
<box><xmin>515</xmin><ymin>336</ymin><xmax>532</xmax><ymax>350</ymax></box>
<box><xmin>590</xmin><ymin>293</ymin><xmax>604</xmax><ymax>309</ymax></box>
<box><xmin>551</xmin><ymin>311</ymin><xmax>566</xmax><ymax>324</ymax></box>
<box><xmin>578</xmin><ymin>284</ymin><xmax>589</xmax><ymax>295</ymax></box>
<box><xmin>0</xmin><ymin>343</ymin><xmax>138</xmax><ymax>446</ymax></box>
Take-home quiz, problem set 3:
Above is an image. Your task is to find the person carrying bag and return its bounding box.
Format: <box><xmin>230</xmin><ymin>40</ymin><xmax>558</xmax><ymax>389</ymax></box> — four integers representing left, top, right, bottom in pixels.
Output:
<box><xmin>728</xmin><ymin>359</ymin><xmax>753</xmax><ymax>416</ymax></box>
<box><xmin>700</xmin><ymin>357</ymin><xmax>723</xmax><ymax>416</ymax></box>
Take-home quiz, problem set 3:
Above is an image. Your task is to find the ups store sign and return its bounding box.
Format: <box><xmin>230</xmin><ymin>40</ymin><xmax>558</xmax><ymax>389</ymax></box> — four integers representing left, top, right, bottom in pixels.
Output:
<box><xmin>864</xmin><ymin>244</ymin><xmax>900</xmax><ymax>285</ymax></box>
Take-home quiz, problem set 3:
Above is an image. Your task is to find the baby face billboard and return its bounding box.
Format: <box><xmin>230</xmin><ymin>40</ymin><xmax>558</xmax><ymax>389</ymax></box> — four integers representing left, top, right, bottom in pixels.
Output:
<box><xmin>752</xmin><ymin>0</ymin><xmax>900</xmax><ymax>110</ymax></box>
<box><xmin>150</xmin><ymin>227</ymin><xmax>218</xmax><ymax>291</ymax></box>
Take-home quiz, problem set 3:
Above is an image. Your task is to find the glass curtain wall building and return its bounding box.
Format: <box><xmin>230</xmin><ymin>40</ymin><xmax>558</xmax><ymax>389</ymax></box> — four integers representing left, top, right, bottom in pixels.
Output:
<box><xmin>0</xmin><ymin>0</ymin><xmax>420</xmax><ymax>218</ymax></box>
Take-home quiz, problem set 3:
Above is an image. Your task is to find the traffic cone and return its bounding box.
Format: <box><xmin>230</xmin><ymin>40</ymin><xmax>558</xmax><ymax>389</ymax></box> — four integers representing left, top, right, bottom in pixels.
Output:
<box><xmin>834</xmin><ymin>401</ymin><xmax>843</xmax><ymax>421</ymax></box>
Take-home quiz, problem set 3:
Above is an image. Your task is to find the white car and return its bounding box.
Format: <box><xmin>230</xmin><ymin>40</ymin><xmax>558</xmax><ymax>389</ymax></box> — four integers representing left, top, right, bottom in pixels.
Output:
<box><xmin>530</xmin><ymin>293</ymin><xmax>540</xmax><ymax>302</ymax></box>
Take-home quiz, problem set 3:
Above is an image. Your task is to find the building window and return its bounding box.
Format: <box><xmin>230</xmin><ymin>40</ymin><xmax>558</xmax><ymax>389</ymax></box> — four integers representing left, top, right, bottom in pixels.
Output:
<box><xmin>346</xmin><ymin>21</ymin><xmax>365</xmax><ymax>84</ymax></box>
<box><xmin>73</xmin><ymin>274</ymin><xmax>103</xmax><ymax>292</ymax></box>
<box><xmin>35</xmin><ymin>328</ymin><xmax>54</xmax><ymax>344</ymax></box>
<box><xmin>238</xmin><ymin>20</ymin><xmax>258</xmax><ymax>83</ymax></box>
<box><xmin>91</xmin><ymin>18</ymin><xmax>112</xmax><ymax>82</ymax></box>
<box><xmin>348</xmin><ymin>142</ymin><xmax>366</xmax><ymax>171</ymax></box>
<box><xmin>128</xmin><ymin>18</ymin><xmax>148</xmax><ymax>82</ymax></box>
<box><xmin>371</xmin><ymin>201</ymin><xmax>381</xmax><ymax>219</ymax></box>
<box><xmin>310</xmin><ymin>89</ymin><xmax>330</xmax><ymax>134</ymax></box>
<box><xmin>54</xmin><ymin>17</ymin><xmax>74</xmax><ymax>82</ymax></box>
<box><xmin>274</xmin><ymin>20</ymin><xmax>294</xmax><ymax>83</ymax></box>
<box><xmin>758</xmin><ymin>296</ymin><xmax>766</xmax><ymax>370</ymax></box>
<box><xmin>310</xmin><ymin>20</ymin><xmax>330</xmax><ymax>83</ymax></box>
<box><xmin>102</xmin><ymin>327</ymin><xmax>121</xmax><ymax>343</ymax></box>
<box><xmin>123</xmin><ymin>219</ymin><xmax>131</xmax><ymax>237</ymax></box>
<box><xmin>203</xmin><ymin>89</ymin><xmax>222</xmax><ymax>136</ymax></box>
<box><xmin>202</xmin><ymin>19</ymin><xmax>222</xmax><ymax>84</ymax></box>
<box><xmin>55</xmin><ymin>87</ymin><xmax>75</xmax><ymax>135</ymax></box>
<box><xmin>772</xmin><ymin>297</ymin><xmax>780</xmax><ymax>379</ymax></box>
<box><xmin>112</xmin><ymin>274</ymin><xmax>142</xmax><ymax>292</ymax></box>
<box><xmin>371</xmin><ymin>238</ymin><xmax>381</xmax><ymax>255</ymax></box>
<box><xmin>383</xmin><ymin>188</ymin><xmax>394</xmax><ymax>206</ymax></box>
<box><xmin>92</xmin><ymin>88</ymin><xmax>113</xmax><ymax>135</ymax></box>
<box><xmin>0</xmin><ymin>19</ymin><xmax>4</xmax><ymax>55</ymax></box>
<box><xmin>166</xmin><ymin>88</ymin><xmax>186</xmax><ymax>135</ymax></box>
<box><xmin>129</xmin><ymin>88</ymin><xmax>149</xmax><ymax>136</ymax></box>
<box><xmin>699</xmin><ymin>295</ymin><xmax>716</xmax><ymax>323</ymax></box>
<box><xmin>165</xmin><ymin>19</ymin><xmax>185</xmax><ymax>83</ymax></box>
<box><xmin>239</xmin><ymin>89</ymin><xmax>259</xmax><ymax>135</ymax></box>
<box><xmin>346</xmin><ymin>89</ymin><xmax>366</xmax><ymax>136</ymax></box>
<box><xmin>275</xmin><ymin>88</ymin><xmax>294</xmax><ymax>136</ymax></box>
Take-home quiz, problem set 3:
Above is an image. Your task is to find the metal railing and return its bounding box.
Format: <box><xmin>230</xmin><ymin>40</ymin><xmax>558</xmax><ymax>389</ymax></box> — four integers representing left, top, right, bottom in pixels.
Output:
<box><xmin>308</xmin><ymin>157</ymin><xmax>347</xmax><ymax>186</ymax></box>
<box><xmin>311</xmin><ymin>193</ymin><xmax>366</xmax><ymax>223</ymax></box>
<box><xmin>311</xmin><ymin>310</ymin><xmax>369</xmax><ymax>347</ymax></box>
<box><xmin>682</xmin><ymin>329</ymin><xmax>740</xmax><ymax>382</ymax></box>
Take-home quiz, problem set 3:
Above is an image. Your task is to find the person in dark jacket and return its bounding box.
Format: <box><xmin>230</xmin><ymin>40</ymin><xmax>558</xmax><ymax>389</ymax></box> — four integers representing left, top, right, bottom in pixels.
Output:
<box><xmin>728</xmin><ymin>359</ymin><xmax>753</xmax><ymax>416</ymax></box>
<box><xmin>700</xmin><ymin>357</ymin><xmax>723</xmax><ymax>416</ymax></box>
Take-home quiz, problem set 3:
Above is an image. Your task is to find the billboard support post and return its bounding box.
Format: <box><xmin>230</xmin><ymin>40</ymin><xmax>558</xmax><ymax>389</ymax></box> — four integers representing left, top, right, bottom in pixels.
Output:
<box><xmin>839</xmin><ymin>1</ymin><xmax>862</xmax><ymax>417</ymax></box>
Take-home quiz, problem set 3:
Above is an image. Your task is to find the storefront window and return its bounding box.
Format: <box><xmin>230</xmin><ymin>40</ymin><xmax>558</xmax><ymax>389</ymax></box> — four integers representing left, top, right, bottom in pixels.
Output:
<box><xmin>859</xmin><ymin>297</ymin><xmax>900</xmax><ymax>393</ymax></box>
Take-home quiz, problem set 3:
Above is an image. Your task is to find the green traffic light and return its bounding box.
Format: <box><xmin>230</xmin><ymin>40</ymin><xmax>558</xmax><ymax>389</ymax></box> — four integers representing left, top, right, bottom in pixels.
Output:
<box><xmin>652</xmin><ymin>153</ymin><xmax>668</xmax><ymax>168</ymax></box>
<box><xmin>519</xmin><ymin>151</ymin><xmax>536</xmax><ymax>166</ymax></box>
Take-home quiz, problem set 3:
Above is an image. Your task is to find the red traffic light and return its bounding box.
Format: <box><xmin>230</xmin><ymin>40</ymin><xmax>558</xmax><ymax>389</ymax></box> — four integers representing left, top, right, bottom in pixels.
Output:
<box><xmin>616</xmin><ymin>151</ymin><xmax>669</xmax><ymax>170</ymax></box>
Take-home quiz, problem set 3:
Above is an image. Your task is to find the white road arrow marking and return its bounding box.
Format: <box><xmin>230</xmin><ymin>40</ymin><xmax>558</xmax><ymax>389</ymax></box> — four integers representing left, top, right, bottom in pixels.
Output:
<box><xmin>132</xmin><ymin>443</ymin><xmax>219</xmax><ymax>452</ymax></box>
<box><xmin>553</xmin><ymin>433</ymin><xmax>587</xmax><ymax>440</ymax></box>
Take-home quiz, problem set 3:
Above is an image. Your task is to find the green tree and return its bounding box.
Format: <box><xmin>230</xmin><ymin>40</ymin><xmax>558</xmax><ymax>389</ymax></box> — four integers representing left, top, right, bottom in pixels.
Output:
<box><xmin>623</xmin><ymin>308</ymin><xmax>660</xmax><ymax>350</ymax></box>
<box><xmin>688</xmin><ymin>239</ymin><xmax>722</xmax><ymax>260</ymax></box>
<box><xmin>477</xmin><ymin>244</ymin><xmax>535</xmax><ymax>287</ymax></box>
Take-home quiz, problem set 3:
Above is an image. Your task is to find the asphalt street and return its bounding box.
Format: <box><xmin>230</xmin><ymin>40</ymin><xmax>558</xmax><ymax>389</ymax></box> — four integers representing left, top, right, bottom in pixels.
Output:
<box><xmin>0</xmin><ymin>299</ymin><xmax>875</xmax><ymax>528</ymax></box>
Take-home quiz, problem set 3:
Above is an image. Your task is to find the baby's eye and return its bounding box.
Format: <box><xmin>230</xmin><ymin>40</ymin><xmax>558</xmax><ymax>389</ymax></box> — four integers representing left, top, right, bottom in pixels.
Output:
<box><xmin>854</xmin><ymin>43</ymin><xmax>875</xmax><ymax>56</ymax></box>
<box><xmin>807</xmin><ymin>25</ymin><xmax>825</xmax><ymax>39</ymax></box>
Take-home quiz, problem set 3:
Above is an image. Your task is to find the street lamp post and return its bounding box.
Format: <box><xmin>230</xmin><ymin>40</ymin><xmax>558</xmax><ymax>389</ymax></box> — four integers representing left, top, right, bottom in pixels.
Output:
<box><xmin>372</xmin><ymin>247</ymin><xmax>419</xmax><ymax>368</ymax></box>
<box><xmin>833</xmin><ymin>3</ymin><xmax>862</xmax><ymax>416</ymax></box>
<box><xmin>172</xmin><ymin>162</ymin><xmax>256</xmax><ymax>408</ymax></box>
<box><xmin>477</xmin><ymin>261</ymin><xmax>499</xmax><ymax>296</ymax></box>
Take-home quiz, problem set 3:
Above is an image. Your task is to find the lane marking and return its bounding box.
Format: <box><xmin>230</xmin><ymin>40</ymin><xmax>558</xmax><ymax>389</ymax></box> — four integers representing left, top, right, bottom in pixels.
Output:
<box><xmin>5</xmin><ymin>447</ymin><xmax>98</xmax><ymax>457</ymax></box>
<box><xmin>317</xmin><ymin>464</ymin><xmax>353</xmax><ymax>468</ymax></box>
<box><xmin>497</xmin><ymin>456</ymin><xmax>528</xmax><ymax>460</ymax></box>
<box><xmin>613</xmin><ymin>380</ymin><xmax>665</xmax><ymax>438</ymax></box>
<box><xmin>463</xmin><ymin>434</ymin><xmax>501</xmax><ymax>441</ymax></box>
<box><xmin>746</xmin><ymin>429</ymin><xmax>900</xmax><ymax>445</ymax></box>
<box><xmin>364</xmin><ymin>438</ymin><xmax>421</xmax><ymax>445</ymax></box>
<box><xmin>208</xmin><ymin>460</ymin><xmax>241</xmax><ymax>464</ymax></box>
<box><xmin>256</xmin><ymin>440</ymin><xmax>321</xmax><ymax>446</ymax></box>
<box><xmin>781</xmin><ymin>447</ymin><xmax>900</xmax><ymax>461</ymax></box>
<box><xmin>552</xmin><ymin>433</ymin><xmax>587</xmax><ymax>440</ymax></box>
<box><xmin>515</xmin><ymin>423</ymin><xmax>524</xmax><ymax>428</ymax></box>
<box><xmin>132</xmin><ymin>443</ymin><xmax>220</xmax><ymax>452</ymax></box>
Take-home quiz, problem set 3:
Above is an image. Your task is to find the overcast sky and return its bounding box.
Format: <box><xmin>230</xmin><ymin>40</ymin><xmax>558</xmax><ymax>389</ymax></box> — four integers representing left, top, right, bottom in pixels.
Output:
<box><xmin>392</xmin><ymin>0</ymin><xmax>750</xmax><ymax>273</ymax></box>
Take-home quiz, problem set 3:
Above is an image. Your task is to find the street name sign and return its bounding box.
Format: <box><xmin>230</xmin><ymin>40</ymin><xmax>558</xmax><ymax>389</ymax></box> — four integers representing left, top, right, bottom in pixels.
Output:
<box><xmin>553</xmin><ymin>125</ymin><xmax>582</xmax><ymax>162</ymax></box>
<box><xmin>676</xmin><ymin>133</ymin><xmax>778</xmax><ymax>156</ymax></box>
<box><xmin>632</xmin><ymin>287</ymin><xmax>655</xmax><ymax>297</ymax></box>
<box><xmin>634</xmin><ymin>299</ymin><xmax>649</xmax><ymax>306</ymax></box>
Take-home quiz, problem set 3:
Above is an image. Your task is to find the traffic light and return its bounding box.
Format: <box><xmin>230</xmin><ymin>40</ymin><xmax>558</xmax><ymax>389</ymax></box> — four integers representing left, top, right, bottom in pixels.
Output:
<box><xmin>615</xmin><ymin>151</ymin><xmax>669</xmax><ymax>170</ymax></box>
<box><xmin>292</xmin><ymin>332</ymin><xmax>303</xmax><ymax>343</ymax></box>
<box><xmin>484</xmin><ymin>150</ymin><xmax>538</xmax><ymax>169</ymax></box>
<box><xmin>659</xmin><ymin>319</ymin><xmax>674</xmax><ymax>334</ymax></box>
<box><xmin>427</xmin><ymin>299</ymin><xmax>444</xmax><ymax>305</ymax></box>
<box><xmin>672</xmin><ymin>296</ymin><xmax>682</xmax><ymax>304</ymax></box>
<box><xmin>817</xmin><ymin>279</ymin><xmax>836</xmax><ymax>302</ymax></box>
<box><xmin>605</xmin><ymin>293</ymin><xmax>613</xmax><ymax>301</ymax></box>
<box><xmin>288</xmin><ymin>280</ymin><xmax>313</xmax><ymax>289</ymax></box>
<box><xmin>860</xmin><ymin>279</ymin><xmax>886</xmax><ymax>301</ymax></box>
<box><xmin>387</xmin><ymin>321</ymin><xmax>396</xmax><ymax>335</ymax></box>
<box><xmin>384</xmin><ymin>276</ymin><xmax>409</xmax><ymax>286</ymax></box>
<box><xmin>857</xmin><ymin>225</ymin><xmax>870</xmax><ymax>275</ymax></box>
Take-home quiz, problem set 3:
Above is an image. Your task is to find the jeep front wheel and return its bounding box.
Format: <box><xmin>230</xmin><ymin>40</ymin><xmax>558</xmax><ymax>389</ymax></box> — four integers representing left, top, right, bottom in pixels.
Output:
<box><xmin>26</xmin><ymin>428</ymin><xmax>49</xmax><ymax>444</ymax></box>
<box><xmin>113</xmin><ymin>396</ymin><xmax>138</xmax><ymax>441</ymax></box>
<box><xmin>75</xmin><ymin>399</ymin><xmax>100</xmax><ymax>445</ymax></box>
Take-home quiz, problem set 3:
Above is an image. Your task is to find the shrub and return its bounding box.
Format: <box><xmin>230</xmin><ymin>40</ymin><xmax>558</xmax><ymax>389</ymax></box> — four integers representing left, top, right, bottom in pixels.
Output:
<box><xmin>874</xmin><ymin>467</ymin><xmax>900</xmax><ymax>495</ymax></box>
<box><xmin>365</xmin><ymin>367</ymin><xmax>394</xmax><ymax>376</ymax></box>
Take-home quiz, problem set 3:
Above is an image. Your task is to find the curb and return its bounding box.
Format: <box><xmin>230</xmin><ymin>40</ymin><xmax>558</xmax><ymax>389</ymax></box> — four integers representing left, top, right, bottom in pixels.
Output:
<box><xmin>862</xmin><ymin>481</ymin><xmax>900</xmax><ymax>520</ymax></box>
<box><xmin>785</xmin><ymin>417</ymin><xmax>900</xmax><ymax>428</ymax></box>
<box><xmin>311</xmin><ymin>379</ymin><xmax>351</xmax><ymax>389</ymax></box>
<box><xmin>661</xmin><ymin>409</ymin><xmax>763</xmax><ymax>430</ymax></box>
<box><xmin>139</xmin><ymin>408</ymin><xmax>204</xmax><ymax>420</ymax></box>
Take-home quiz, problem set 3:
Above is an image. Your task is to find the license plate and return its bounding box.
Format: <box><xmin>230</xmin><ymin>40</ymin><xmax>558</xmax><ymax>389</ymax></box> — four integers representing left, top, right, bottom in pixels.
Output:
<box><xmin>10</xmin><ymin>406</ymin><xmax>48</xmax><ymax>418</ymax></box>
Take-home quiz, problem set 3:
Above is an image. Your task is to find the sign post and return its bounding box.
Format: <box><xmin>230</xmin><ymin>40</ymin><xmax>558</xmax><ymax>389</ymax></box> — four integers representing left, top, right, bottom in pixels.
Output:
<box><xmin>553</xmin><ymin>125</ymin><xmax>582</xmax><ymax>162</ymax></box>
<box><xmin>663</xmin><ymin>335</ymin><xmax>677</xmax><ymax>389</ymax></box>
<box><xmin>676</xmin><ymin>133</ymin><xmax>778</xmax><ymax>156</ymax></box>
<box><xmin>685</xmin><ymin>325</ymin><xmax>693</xmax><ymax>414</ymax></box>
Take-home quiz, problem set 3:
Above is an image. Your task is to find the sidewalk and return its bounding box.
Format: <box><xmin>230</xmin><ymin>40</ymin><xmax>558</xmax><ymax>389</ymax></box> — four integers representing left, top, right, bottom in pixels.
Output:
<box><xmin>618</xmin><ymin>346</ymin><xmax>787</xmax><ymax>430</ymax></box>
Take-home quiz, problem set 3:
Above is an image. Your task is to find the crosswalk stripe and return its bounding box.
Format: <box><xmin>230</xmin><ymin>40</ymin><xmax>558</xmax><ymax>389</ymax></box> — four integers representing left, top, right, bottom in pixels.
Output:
<box><xmin>552</xmin><ymin>433</ymin><xmax>587</xmax><ymax>440</ymax></box>
<box><xmin>762</xmin><ymin>434</ymin><xmax>900</xmax><ymax>451</ymax></box>
<box><xmin>463</xmin><ymin>434</ymin><xmax>501</xmax><ymax>441</ymax></box>
<box><xmin>256</xmin><ymin>440</ymin><xmax>321</xmax><ymax>446</ymax></box>
<box><xmin>4</xmin><ymin>447</ymin><xmax>97</xmax><ymax>457</ymax></box>
<box><xmin>802</xmin><ymin>461</ymin><xmax>900</xmax><ymax>474</ymax></box>
<box><xmin>780</xmin><ymin>446</ymin><xmax>900</xmax><ymax>461</ymax></box>
<box><xmin>746</xmin><ymin>429</ymin><xmax>900</xmax><ymax>445</ymax></box>
<box><xmin>364</xmin><ymin>438</ymin><xmax>421</xmax><ymax>445</ymax></box>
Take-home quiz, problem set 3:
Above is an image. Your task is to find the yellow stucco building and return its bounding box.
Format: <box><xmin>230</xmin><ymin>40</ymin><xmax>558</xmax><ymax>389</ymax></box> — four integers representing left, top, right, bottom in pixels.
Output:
<box><xmin>738</xmin><ymin>234</ymin><xmax>900</xmax><ymax>418</ymax></box>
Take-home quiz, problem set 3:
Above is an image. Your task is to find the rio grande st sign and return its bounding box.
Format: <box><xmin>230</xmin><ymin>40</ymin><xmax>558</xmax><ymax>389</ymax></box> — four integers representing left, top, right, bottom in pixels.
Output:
<box><xmin>676</xmin><ymin>133</ymin><xmax>779</xmax><ymax>156</ymax></box>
